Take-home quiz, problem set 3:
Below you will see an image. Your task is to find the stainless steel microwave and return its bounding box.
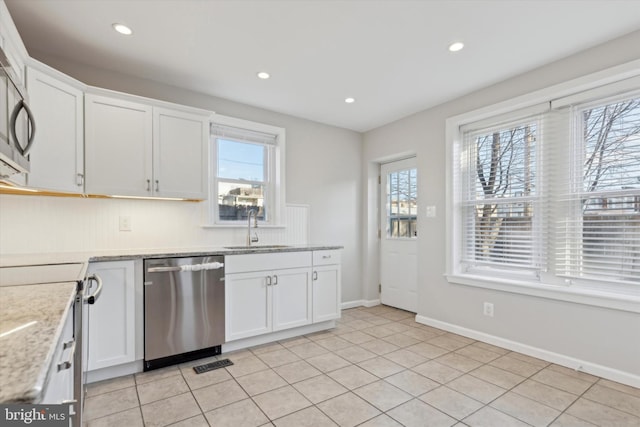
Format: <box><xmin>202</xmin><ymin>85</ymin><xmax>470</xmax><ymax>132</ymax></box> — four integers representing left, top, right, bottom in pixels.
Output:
<box><xmin>0</xmin><ymin>46</ymin><xmax>35</xmax><ymax>178</ymax></box>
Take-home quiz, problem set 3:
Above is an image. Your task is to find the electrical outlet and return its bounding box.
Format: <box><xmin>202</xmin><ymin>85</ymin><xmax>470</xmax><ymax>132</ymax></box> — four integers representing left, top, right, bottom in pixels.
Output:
<box><xmin>483</xmin><ymin>302</ymin><xmax>494</xmax><ymax>317</ymax></box>
<box><xmin>119</xmin><ymin>216</ymin><xmax>132</xmax><ymax>232</ymax></box>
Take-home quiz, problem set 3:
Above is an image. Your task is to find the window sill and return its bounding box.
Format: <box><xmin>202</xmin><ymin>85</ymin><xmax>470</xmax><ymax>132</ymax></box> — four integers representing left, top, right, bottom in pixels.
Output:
<box><xmin>445</xmin><ymin>273</ymin><xmax>640</xmax><ymax>313</ymax></box>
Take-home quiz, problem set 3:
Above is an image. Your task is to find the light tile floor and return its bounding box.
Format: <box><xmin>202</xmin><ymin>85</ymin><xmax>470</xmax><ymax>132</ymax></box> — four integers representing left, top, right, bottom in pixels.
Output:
<box><xmin>83</xmin><ymin>305</ymin><xmax>640</xmax><ymax>427</ymax></box>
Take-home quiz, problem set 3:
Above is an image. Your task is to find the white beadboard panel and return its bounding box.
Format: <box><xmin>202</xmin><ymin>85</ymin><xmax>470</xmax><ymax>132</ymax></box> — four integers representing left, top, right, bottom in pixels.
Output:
<box><xmin>0</xmin><ymin>195</ymin><xmax>309</xmax><ymax>255</ymax></box>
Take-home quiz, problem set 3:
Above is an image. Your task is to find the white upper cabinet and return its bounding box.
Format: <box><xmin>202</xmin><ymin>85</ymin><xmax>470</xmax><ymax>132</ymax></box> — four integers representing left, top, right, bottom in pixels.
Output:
<box><xmin>84</xmin><ymin>90</ymin><xmax>211</xmax><ymax>198</ymax></box>
<box><xmin>26</xmin><ymin>64</ymin><xmax>85</xmax><ymax>193</ymax></box>
<box><xmin>84</xmin><ymin>94</ymin><xmax>153</xmax><ymax>196</ymax></box>
<box><xmin>0</xmin><ymin>1</ymin><xmax>27</xmax><ymax>86</ymax></box>
<box><xmin>153</xmin><ymin>107</ymin><xmax>208</xmax><ymax>199</ymax></box>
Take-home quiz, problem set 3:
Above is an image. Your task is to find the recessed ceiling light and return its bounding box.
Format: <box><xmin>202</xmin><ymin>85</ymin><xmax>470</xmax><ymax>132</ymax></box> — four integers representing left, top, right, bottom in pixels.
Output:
<box><xmin>345</xmin><ymin>97</ymin><xmax>355</xmax><ymax>104</ymax></box>
<box><xmin>257</xmin><ymin>72</ymin><xmax>270</xmax><ymax>79</ymax></box>
<box><xmin>112</xmin><ymin>23</ymin><xmax>133</xmax><ymax>35</ymax></box>
<box><xmin>448</xmin><ymin>42</ymin><xmax>464</xmax><ymax>52</ymax></box>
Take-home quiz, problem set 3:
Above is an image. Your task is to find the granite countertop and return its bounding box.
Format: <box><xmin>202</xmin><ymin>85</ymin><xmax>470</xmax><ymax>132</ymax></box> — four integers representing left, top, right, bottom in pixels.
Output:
<box><xmin>0</xmin><ymin>281</ymin><xmax>77</xmax><ymax>403</ymax></box>
<box><xmin>0</xmin><ymin>244</ymin><xmax>343</xmax><ymax>267</ymax></box>
<box><xmin>92</xmin><ymin>244</ymin><xmax>343</xmax><ymax>262</ymax></box>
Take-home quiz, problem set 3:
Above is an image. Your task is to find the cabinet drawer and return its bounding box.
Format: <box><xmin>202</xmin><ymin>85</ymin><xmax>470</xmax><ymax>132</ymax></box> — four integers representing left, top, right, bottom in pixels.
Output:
<box><xmin>225</xmin><ymin>251</ymin><xmax>312</xmax><ymax>274</ymax></box>
<box><xmin>313</xmin><ymin>250</ymin><xmax>341</xmax><ymax>266</ymax></box>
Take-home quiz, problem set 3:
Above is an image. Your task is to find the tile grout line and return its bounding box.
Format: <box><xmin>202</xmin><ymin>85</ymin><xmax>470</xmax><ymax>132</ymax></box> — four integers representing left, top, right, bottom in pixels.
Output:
<box><xmin>84</xmin><ymin>306</ymin><xmax>639</xmax><ymax>427</ymax></box>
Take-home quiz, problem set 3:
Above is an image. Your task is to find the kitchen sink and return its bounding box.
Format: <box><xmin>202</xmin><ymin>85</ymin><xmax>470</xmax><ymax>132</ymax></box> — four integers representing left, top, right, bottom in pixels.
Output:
<box><xmin>224</xmin><ymin>245</ymin><xmax>291</xmax><ymax>249</ymax></box>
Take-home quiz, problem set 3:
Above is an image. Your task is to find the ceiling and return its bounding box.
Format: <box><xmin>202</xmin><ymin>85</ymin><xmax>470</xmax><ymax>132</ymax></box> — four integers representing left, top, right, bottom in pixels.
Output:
<box><xmin>6</xmin><ymin>0</ymin><xmax>640</xmax><ymax>132</ymax></box>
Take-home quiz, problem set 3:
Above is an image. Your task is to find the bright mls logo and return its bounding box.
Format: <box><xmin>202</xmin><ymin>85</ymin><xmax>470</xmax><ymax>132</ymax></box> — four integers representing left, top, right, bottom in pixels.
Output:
<box><xmin>1</xmin><ymin>405</ymin><xmax>68</xmax><ymax>426</ymax></box>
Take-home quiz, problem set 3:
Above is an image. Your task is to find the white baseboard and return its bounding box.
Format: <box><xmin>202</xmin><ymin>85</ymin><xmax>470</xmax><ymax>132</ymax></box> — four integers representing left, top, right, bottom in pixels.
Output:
<box><xmin>86</xmin><ymin>361</ymin><xmax>143</xmax><ymax>384</ymax></box>
<box><xmin>341</xmin><ymin>299</ymin><xmax>380</xmax><ymax>309</ymax></box>
<box><xmin>415</xmin><ymin>315</ymin><xmax>640</xmax><ymax>389</ymax></box>
<box><xmin>222</xmin><ymin>321</ymin><xmax>336</xmax><ymax>353</ymax></box>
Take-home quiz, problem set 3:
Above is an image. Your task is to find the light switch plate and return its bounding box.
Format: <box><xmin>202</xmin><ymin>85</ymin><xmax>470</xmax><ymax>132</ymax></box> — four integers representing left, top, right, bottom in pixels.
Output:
<box><xmin>119</xmin><ymin>216</ymin><xmax>132</xmax><ymax>231</ymax></box>
<box><xmin>425</xmin><ymin>206</ymin><xmax>437</xmax><ymax>217</ymax></box>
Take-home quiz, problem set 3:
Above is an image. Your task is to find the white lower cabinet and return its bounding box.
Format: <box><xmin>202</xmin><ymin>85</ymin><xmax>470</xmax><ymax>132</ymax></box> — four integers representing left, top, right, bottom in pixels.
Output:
<box><xmin>225</xmin><ymin>250</ymin><xmax>341</xmax><ymax>342</ymax></box>
<box><xmin>225</xmin><ymin>267</ymin><xmax>312</xmax><ymax>341</ymax></box>
<box><xmin>312</xmin><ymin>250</ymin><xmax>342</xmax><ymax>322</ymax></box>
<box><xmin>225</xmin><ymin>252</ymin><xmax>313</xmax><ymax>342</ymax></box>
<box><xmin>84</xmin><ymin>261</ymin><xmax>136</xmax><ymax>371</ymax></box>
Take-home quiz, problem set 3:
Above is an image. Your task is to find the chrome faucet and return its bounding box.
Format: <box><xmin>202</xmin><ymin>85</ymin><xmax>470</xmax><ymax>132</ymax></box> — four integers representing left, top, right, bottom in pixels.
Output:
<box><xmin>247</xmin><ymin>209</ymin><xmax>259</xmax><ymax>246</ymax></box>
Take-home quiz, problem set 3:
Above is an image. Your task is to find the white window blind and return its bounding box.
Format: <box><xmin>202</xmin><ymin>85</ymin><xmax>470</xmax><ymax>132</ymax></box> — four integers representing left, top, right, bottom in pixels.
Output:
<box><xmin>553</xmin><ymin>92</ymin><xmax>640</xmax><ymax>286</ymax></box>
<box><xmin>210</xmin><ymin>124</ymin><xmax>277</xmax><ymax>146</ymax></box>
<box><xmin>460</xmin><ymin>112</ymin><xmax>543</xmax><ymax>275</ymax></box>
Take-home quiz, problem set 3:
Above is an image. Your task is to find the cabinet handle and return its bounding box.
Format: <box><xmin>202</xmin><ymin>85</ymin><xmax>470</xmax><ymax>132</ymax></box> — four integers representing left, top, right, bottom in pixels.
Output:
<box><xmin>57</xmin><ymin>339</ymin><xmax>76</xmax><ymax>371</ymax></box>
<box><xmin>155</xmin><ymin>180</ymin><xmax>159</xmax><ymax>192</ymax></box>
<box><xmin>266</xmin><ymin>276</ymin><xmax>272</xmax><ymax>286</ymax></box>
<box><xmin>313</xmin><ymin>271</ymin><xmax>318</xmax><ymax>281</ymax></box>
<box><xmin>84</xmin><ymin>274</ymin><xmax>103</xmax><ymax>304</ymax></box>
<box><xmin>322</xmin><ymin>255</ymin><xmax>332</xmax><ymax>259</ymax></box>
<box><xmin>76</xmin><ymin>173</ymin><xmax>84</xmax><ymax>186</ymax></box>
<box><xmin>146</xmin><ymin>179</ymin><xmax>151</xmax><ymax>192</ymax></box>
<box><xmin>273</xmin><ymin>275</ymin><xmax>278</xmax><ymax>285</ymax></box>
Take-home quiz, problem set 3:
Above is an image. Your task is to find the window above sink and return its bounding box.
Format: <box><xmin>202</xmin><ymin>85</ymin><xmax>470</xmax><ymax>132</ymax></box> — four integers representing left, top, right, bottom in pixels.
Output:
<box><xmin>207</xmin><ymin>115</ymin><xmax>286</xmax><ymax>228</ymax></box>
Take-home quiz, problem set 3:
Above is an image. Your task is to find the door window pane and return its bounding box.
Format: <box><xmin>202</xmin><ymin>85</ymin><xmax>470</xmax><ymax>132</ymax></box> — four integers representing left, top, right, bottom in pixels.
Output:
<box><xmin>387</xmin><ymin>167</ymin><xmax>417</xmax><ymax>238</ymax></box>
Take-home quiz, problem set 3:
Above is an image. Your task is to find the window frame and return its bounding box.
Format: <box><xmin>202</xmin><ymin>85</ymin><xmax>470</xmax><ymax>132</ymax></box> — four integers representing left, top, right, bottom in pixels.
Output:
<box><xmin>446</xmin><ymin>60</ymin><xmax>640</xmax><ymax>313</ymax></box>
<box><xmin>206</xmin><ymin>114</ymin><xmax>286</xmax><ymax>228</ymax></box>
<box><xmin>555</xmin><ymin>90</ymin><xmax>640</xmax><ymax>293</ymax></box>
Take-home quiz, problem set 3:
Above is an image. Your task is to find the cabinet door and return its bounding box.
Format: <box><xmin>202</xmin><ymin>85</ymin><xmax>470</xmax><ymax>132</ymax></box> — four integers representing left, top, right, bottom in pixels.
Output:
<box><xmin>313</xmin><ymin>264</ymin><xmax>341</xmax><ymax>322</ymax></box>
<box><xmin>153</xmin><ymin>107</ymin><xmax>208</xmax><ymax>199</ymax></box>
<box><xmin>225</xmin><ymin>271</ymin><xmax>271</xmax><ymax>341</ymax></box>
<box><xmin>85</xmin><ymin>94</ymin><xmax>152</xmax><ymax>196</ymax></box>
<box><xmin>85</xmin><ymin>261</ymin><xmax>136</xmax><ymax>371</ymax></box>
<box><xmin>26</xmin><ymin>67</ymin><xmax>84</xmax><ymax>193</ymax></box>
<box><xmin>272</xmin><ymin>267</ymin><xmax>312</xmax><ymax>331</ymax></box>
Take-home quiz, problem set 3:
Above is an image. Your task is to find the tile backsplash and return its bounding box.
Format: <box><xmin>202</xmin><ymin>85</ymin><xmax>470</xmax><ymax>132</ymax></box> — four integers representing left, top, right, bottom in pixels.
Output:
<box><xmin>0</xmin><ymin>195</ymin><xmax>309</xmax><ymax>255</ymax></box>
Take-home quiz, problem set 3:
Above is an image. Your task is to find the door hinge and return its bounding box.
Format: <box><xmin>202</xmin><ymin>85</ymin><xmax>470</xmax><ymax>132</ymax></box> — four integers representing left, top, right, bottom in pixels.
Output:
<box><xmin>378</xmin><ymin>175</ymin><xmax>381</xmax><ymax>185</ymax></box>
<box><xmin>378</xmin><ymin>283</ymin><xmax>382</xmax><ymax>293</ymax></box>
<box><xmin>377</xmin><ymin>229</ymin><xmax>381</xmax><ymax>239</ymax></box>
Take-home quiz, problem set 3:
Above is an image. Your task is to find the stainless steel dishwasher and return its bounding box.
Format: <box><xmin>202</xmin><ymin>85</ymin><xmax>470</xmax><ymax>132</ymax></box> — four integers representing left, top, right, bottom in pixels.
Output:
<box><xmin>143</xmin><ymin>256</ymin><xmax>225</xmax><ymax>371</ymax></box>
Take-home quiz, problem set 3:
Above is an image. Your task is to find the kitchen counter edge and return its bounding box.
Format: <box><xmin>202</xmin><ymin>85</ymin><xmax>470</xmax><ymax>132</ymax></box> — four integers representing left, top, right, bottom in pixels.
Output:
<box><xmin>89</xmin><ymin>245</ymin><xmax>344</xmax><ymax>262</ymax></box>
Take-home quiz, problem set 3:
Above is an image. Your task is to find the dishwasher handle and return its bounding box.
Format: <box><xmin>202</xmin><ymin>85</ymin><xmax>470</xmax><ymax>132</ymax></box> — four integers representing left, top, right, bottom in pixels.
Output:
<box><xmin>147</xmin><ymin>262</ymin><xmax>224</xmax><ymax>273</ymax></box>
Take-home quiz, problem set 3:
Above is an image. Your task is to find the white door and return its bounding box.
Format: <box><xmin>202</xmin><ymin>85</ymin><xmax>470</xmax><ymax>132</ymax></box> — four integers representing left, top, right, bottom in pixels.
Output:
<box><xmin>380</xmin><ymin>157</ymin><xmax>418</xmax><ymax>312</ymax></box>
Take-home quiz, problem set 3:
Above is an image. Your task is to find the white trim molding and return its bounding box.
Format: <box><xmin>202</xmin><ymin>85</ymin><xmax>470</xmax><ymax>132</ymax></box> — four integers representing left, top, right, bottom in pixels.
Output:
<box><xmin>341</xmin><ymin>299</ymin><xmax>381</xmax><ymax>310</ymax></box>
<box><xmin>415</xmin><ymin>314</ymin><xmax>640</xmax><ymax>389</ymax></box>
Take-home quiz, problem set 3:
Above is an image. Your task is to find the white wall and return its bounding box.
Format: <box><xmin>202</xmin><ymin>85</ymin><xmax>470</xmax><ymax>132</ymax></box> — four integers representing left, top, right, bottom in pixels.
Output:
<box><xmin>1</xmin><ymin>51</ymin><xmax>363</xmax><ymax>302</ymax></box>
<box><xmin>363</xmin><ymin>30</ymin><xmax>640</xmax><ymax>384</ymax></box>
